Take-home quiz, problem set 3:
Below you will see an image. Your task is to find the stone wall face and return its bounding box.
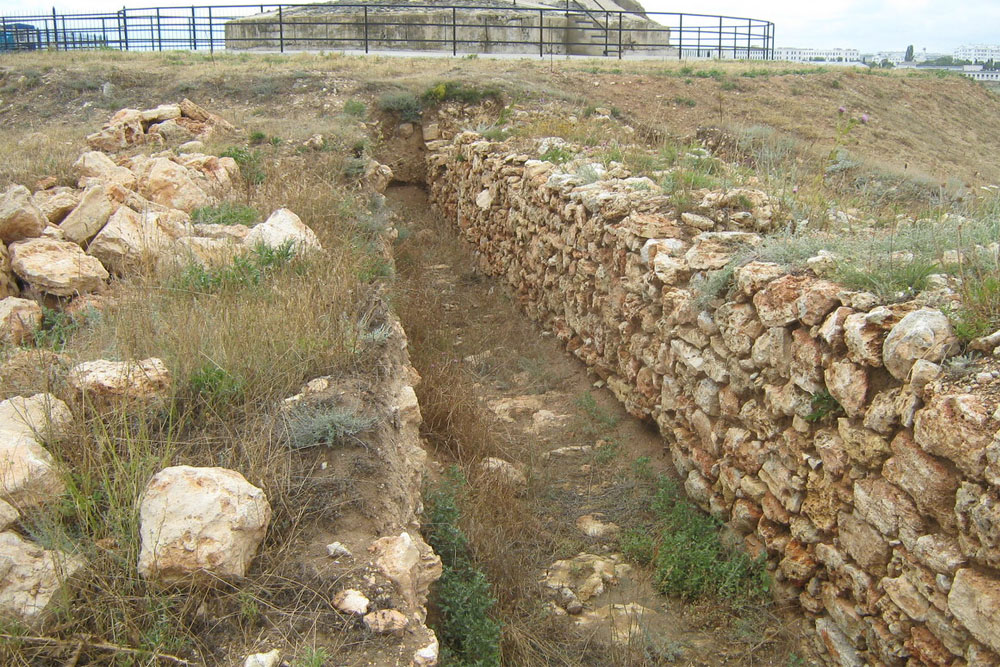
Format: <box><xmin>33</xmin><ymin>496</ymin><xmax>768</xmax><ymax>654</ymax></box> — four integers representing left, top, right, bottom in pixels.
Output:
<box><xmin>426</xmin><ymin>132</ymin><xmax>1000</xmax><ymax>666</ymax></box>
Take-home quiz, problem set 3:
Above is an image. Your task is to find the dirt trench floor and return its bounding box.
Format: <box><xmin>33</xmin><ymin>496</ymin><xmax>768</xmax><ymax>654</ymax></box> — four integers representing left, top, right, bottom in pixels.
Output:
<box><xmin>388</xmin><ymin>184</ymin><xmax>815</xmax><ymax>666</ymax></box>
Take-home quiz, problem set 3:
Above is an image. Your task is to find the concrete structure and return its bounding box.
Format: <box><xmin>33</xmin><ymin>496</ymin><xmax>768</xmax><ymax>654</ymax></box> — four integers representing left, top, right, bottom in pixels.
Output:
<box><xmin>773</xmin><ymin>47</ymin><xmax>861</xmax><ymax>64</ymax></box>
<box><xmin>225</xmin><ymin>0</ymin><xmax>671</xmax><ymax>56</ymax></box>
<box><xmin>955</xmin><ymin>44</ymin><xmax>1000</xmax><ymax>62</ymax></box>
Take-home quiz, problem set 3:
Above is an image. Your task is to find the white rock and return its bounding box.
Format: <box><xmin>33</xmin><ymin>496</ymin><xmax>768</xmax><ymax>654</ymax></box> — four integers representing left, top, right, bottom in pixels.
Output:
<box><xmin>138</xmin><ymin>465</ymin><xmax>271</xmax><ymax>582</ymax></box>
<box><xmin>0</xmin><ymin>297</ymin><xmax>42</xmax><ymax>344</ymax></box>
<box><xmin>9</xmin><ymin>237</ymin><xmax>109</xmax><ymax>296</ymax></box>
<box><xmin>413</xmin><ymin>635</ymin><xmax>440</xmax><ymax>666</ymax></box>
<box><xmin>0</xmin><ymin>393</ymin><xmax>73</xmax><ymax>440</ymax></box>
<box><xmin>243</xmin><ymin>649</ymin><xmax>281</xmax><ymax>667</ymax></box>
<box><xmin>0</xmin><ymin>394</ymin><xmax>72</xmax><ymax>508</ymax></box>
<box><xmin>326</xmin><ymin>542</ymin><xmax>352</xmax><ymax>559</ymax></box>
<box><xmin>0</xmin><ymin>185</ymin><xmax>47</xmax><ymax>244</ymax></box>
<box><xmin>59</xmin><ymin>184</ymin><xmax>116</xmax><ymax>245</ymax></box>
<box><xmin>73</xmin><ymin>151</ymin><xmax>136</xmax><ymax>189</ymax></box>
<box><xmin>882</xmin><ymin>308</ymin><xmax>958</xmax><ymax>381</ymax></box>
<box><xmin>165</xmin><ymin>236</ymin><xmax>245</xmax><ymax>271</ymax></box>
<box><xmin>0</xmin><ymin>531</ymin><xmax>83</xmax><ymax>626</ymax></box>
<box><xmin>333</xmin><ymin>588</ymin><xmax>370</xmax><ymax>615</ymax></box>
<box><xmin>478</xmin><ymin>457</ymin><xmax>527</xmax><ymax>492</ymax></box>
<box><xmin>134</xmin><ymin>157</ymin><xmax>213</xmax><ymax>213</ymax></box>
<box><xmin>576</xmin><ymin>513</ymin><xmax>620</xmax><ymax>539</ymax></box>
<box><xmin>0</xmin><ymin>499</ymin><xmax>17</xmax><ymax>531</ymax></box>
<box><xmin>87</xmin><ymin>207</ymin><xmax>177</xmax><ymax>275</ymax></box>
<box><xmin>243</xmin><ymin>208</ymin><xmax>321</xmax><ymax>253</ymax></box>
<box><xmin>370</xmin><ymin>531</ymin><xmax>442</xmax><ymax>614</ymax></box>
<box><xmin>475</xmin><ymin>189</ymin><xmax>493</xmax><ymax>210</ymax></box>
<box><xmin>140</xmin><ymin>104</ymin><xmax>182</xmax><ymax>123</ymax></box>
<box><xmin>32</xmin><ymin>189</ymin><xmax>80</xmax><ymax>225</ymax></box>
<box><xmin>67</xmin><ymin>358</ymin><xmax>171</xmax><ymax>402</ymax></box>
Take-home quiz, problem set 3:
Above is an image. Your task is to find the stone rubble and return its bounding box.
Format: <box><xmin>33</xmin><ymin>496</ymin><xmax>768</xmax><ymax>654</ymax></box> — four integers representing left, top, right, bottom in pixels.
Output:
<box><xmin>427</xmin><ymin>127</ymin><xmax>1000</xmax><ymax>665</ymax></box>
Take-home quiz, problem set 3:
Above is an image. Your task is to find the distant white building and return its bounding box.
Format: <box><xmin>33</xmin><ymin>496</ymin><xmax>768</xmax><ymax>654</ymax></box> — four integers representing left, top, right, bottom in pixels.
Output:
<box><xmin>773</xmin><ymin>47</ymin><xmax>861</xmax><ymax>63</ymax></box>
<box><xmin>955</xmin><ymin>45</ymin><xmax>1000</xmax><ymax>62</ymax></box>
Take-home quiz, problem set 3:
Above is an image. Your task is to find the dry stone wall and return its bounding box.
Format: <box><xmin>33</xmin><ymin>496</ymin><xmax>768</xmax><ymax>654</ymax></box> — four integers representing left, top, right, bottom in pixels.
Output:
<box><xmin>426</xmin><ymin>130</ymin><xmax>1000</xmax><ymax>667</ymax></box>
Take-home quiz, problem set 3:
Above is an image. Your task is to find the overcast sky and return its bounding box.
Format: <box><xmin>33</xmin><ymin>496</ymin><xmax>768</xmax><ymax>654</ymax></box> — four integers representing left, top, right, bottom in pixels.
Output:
<box><xmin>1</xmin><ymin>0</ymin><xmax>995</xmax><ymax>53</ymax></box>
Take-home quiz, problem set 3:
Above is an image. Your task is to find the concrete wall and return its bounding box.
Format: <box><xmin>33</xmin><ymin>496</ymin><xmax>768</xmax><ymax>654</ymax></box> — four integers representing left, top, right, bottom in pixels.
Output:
<box><xmin>425</xmin><ymin>130</ymin><xmax>1000</xmax><ymax>667</ymax></box>
<box><xmin>225</xmin><ymin>8</ymin><xmax>667</xmax><ymax>56</ymax></box>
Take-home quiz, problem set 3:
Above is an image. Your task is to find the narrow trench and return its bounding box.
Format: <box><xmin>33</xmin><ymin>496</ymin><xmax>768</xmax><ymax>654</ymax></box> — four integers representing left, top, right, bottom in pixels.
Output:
<box><xmin>387</xmin><ymin>183</ymin><xmax>805</xmax><ymax>666</ymax></box>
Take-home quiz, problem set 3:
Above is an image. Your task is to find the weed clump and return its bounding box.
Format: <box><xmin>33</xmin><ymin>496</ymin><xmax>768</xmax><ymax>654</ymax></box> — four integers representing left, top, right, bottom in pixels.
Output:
<box><xmin>424</xmin><ymin>468</ymin><xmax>502</xmax><ymax>667</ymax></box>
<box><xmin>191</xmin><ymin>202</ymin><xmax>259</xmax><ymax>226</ymax></box>
<box><xmin>621</xmin><ymin>476</ymin><xmax>769</xmax><ymax>605</ymax></box>
<box><xmin>377</xmin><ymin>91</ymin><xmax>423</xmax><ymax>122</ymax></box>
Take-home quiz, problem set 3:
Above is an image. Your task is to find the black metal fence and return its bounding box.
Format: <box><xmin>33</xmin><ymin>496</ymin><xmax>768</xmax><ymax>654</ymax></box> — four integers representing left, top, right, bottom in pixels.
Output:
<box><xmin>0</xmin><ymin>4</ymin><xmax>774</xmax><ymax>60</ymax></box>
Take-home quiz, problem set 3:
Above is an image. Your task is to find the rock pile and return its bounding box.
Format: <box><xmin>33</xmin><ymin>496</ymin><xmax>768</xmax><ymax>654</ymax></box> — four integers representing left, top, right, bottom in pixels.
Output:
<box><xmin>428</xmin><ymin>129</ymin><xmax>1000</xmax><ymax>666</ymax></box>
<box><xmin>0</xmin><ymin>100</ymin><xmax>329</xmax><ymax>308</ymax></box>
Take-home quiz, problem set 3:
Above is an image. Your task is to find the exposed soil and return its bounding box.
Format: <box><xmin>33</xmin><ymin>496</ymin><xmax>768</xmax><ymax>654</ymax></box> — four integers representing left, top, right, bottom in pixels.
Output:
<box><xmin>389</xmin><ymin>183</ymin><xmax>814</xmax><ymax>665</ymax></box>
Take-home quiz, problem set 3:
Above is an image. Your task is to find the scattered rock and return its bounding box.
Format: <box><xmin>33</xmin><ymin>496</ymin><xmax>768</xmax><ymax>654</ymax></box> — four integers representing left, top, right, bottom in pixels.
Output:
<box><xmin>243</xmin><ymin>649</ymin><xmax>281</xmax><ymax>667</ymax></box>
<box><xmin>0</xmin><ymin>297</ymin><xmax>42</xmax><ymax>344</ymax></box>
<box><xmin>59</xmin><ymin>184</ymin><xmax>116</xmax><ymax>244</ymax></box>
<box><xmin>73</xmin><ymin>151</ymin><xmax>136</xmax><ymax>189</ymax></box>
<box><xmin>576</xmin><ymin>514</ymin><xmax>620</xmax><ymax>540</ymax></box>
<box><xmin>574</xmin><ymin>603</ymin><xmax>655</xmax><ymax>643</ymax></box>
<box><xmin>370</xmin><ymin>531</ymin><xmax>442</xmax><ymax>615</ymax></box>
<box><xmin>68</xmin><ymin>358</ymin><xmax>171</xmax><ymax>403</ymax></box>
<box><xmin>326</xmin><ymin>542</ymin><xmax>352</xmax><ymax>559</ymax></box>
<box><xmin>243</xmin><ymin>208</ymin><xmax>321</xmax><ymax>253</ymax></box>
<box><xmin>478</xmin><ymin>457</ymin><xmax>527</xmax><ymax>493</ymax></box>
<box><xmin>333</xmin><ymin>588</ymin><xmax>370</xmax><ymax>615</ymax></box>
<box><xmin>138</xmin><ymin>465</ymin><xmax>271</xmax><ymax>582</ymax></box>
<box><xmin>0</xmin><ymin>531</ymin><xmax>83</xmax><ymax>626</ymax></box>
<box><xmin>363</xmin><ymin>608</ymin><xmax>408</xmax><ymax>634</ymax></box>
<box><xmin>133</xmin><ymin>157</ymin><xmax>213</xmax><ymax>212</ymax></box>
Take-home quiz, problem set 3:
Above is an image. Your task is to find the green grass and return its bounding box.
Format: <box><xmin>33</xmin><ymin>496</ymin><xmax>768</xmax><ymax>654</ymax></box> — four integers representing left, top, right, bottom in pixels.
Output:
<box><xmin>343</xmin><ymin>98</ymin><xmax>367</xmax><ymax>117</ymax></box>
<box><xmin>539</xmin><ymin>145</ymin><xmax>574</xmax><ymax>165</ymax></box>
<box><xmin>377</xmin><ymin>91</ymin><xmax>423</xmax><ymax>122</ymax></box>
<box><xmin>424</xmin><ymin>468</ymin><xmax>502</xmax><ymax>667</ymax></box>
<box><xmin>173</xmin><ymin>242</ymin><xmax>298</xmax><ymax>293</ymax></box>
<box><xmin>421</xmin><ymin>80</ymin><xmax>501</xmax><ymax>106</ymax></box>
<box><xmin>191</xmin><ymin>202</ymin><xmax>259</xmax><ymax>226</ymax></box>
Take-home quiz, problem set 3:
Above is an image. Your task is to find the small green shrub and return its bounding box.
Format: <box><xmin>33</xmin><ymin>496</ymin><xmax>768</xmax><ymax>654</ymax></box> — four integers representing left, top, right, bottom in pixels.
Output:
<box><xmin>576</xmin><ymin>392</ymin><xmax>619</xmax><ymax>428</ymax></box>
<box><xmin>539</xmin><ymin>145</ymin><xmax>574</xmax><ymax>164</ymax></box>
<box><xmin>424</xmin><ymin>468</ymin><xmax>502</xmax><ymax>667</ymax></box>
<box><xmin>173</xmin><ymin>242</ymin><xmax>298</xmax><ymax>292</ymax></box>
<box><xmin>282</xmin><ymin>404</ymin><xmax>379</xmax><ymax>449</ymax></box>
<box><xmin>835</xmin><ymin>258</ymin><xmax>939</xmax><ymax>299</ymax></box>
<box><xmin>189</xmin><ymin>363</ymin><xmax>245</xmax><ymax>405</ymax></box>
<box><xmin>377</xmin><ymin>91</ymin><xmax>423</xmax><ymax>122</ymax></box>
<box><xmin>638</xmin><ymin>477</ymin><xmax>770</xmax><ymax>603</ymax></box>
<box><xmin>33</xmin><ymin>307</ymin><xmax>96</xmax><ymax>351</ymax></box>
<box><xmin>248</xmin><ymin>130</ymin><xmax>267</xmax><ymax>145</ymax></box>
<box><xmin>191</xmin><ymin>202</ymin><xmax>259</xmax><ymax>226</ymax></box>
<box><xmin>294</xmin><ymin>647</ymin><xmax>333</xmax><ymax>667</ymax></box>
<box><xmin>804</xmin><ymin>390</ymin><xmax>843</xmax><ymax>423</ymax></box>
<box><xmin>421</xmin><ymin>81</ymin><xmax>501</xmax><ymax>106</ymax></box>
<box><xmin>220</xmin><ymin>146</ymin><xmax>266</xmax><ymax>186</ymax></box>
<box><xmin>343</xmin><ymin>98</ymin><xmax>367</xmax><ymax>117</ymax></box>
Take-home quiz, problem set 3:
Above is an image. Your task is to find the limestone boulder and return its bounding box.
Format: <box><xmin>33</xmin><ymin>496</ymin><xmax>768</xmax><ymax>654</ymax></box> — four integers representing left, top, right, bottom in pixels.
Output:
<box><xmin>164</xmin><ymin>236</ymin><xmax>245</xmax><ymax>271</ymax></box>
<box><xmin>0</xmin><ymin>531</ymin><xmax>83</xmax><ymax>626</ymax></box>
<box><xmin>140</xmin><ymin>103</ymin><xmax>182</xmax><ymax>123</ymax></box>
<box><xmin>72</xmin><ymin>151</ymin><xmax>136</xmax><ymax>190</ymax></box>
<box><xmin>333</xmin><ymin>588</ymin><xmax>370</xmax><ymax>615</ymax></box>
<box><xmin>133</xmin><ymin>157</ymin><xmax>213</xmax><ymax>212</ymax></box>
<box><xmin>0</xmin><ymin>244</ymin><xmax>15</xmax><ymax>300</ymax></box>
<box><xmin>148</xmin><ymin>119</ymin><xmax>194</xmax><ymax>144</ymax></box>
<box><xmin>824</xmin><ymin>360</ymin><xmax>868</xmax><ymax>419</ymax></box>
<box><xmin>843</xmin><ymin>309</ymin><xmax>890</xmax><ymax>367</ymax></box>
<box><xmin>0</xmin><ymin>297</ymin><xmax>42</xmax><ymax>344</ymax></box>
<box><xmin>178</xmin><ymin>154</ymin><xmax>240</xmax><ymax>193</ymax></box>
<box><xmin>9</xmin><ymin>238</ymin><xmax>109</xmax><ymax>296</ymax></box>
<box><xmin>364</xmin><ymin>608</ymin><xmax>408</xmax><ymax>634</ymax></box>
<box><xmin>243</xmin><ymin>208</ymin><xmax>321</xmax><ymax>253</ymax></box>
<box><xmin>87</xmin><ymin>206</ymin><xmax>178</xmax><ymax>275</ymax></box>
<box><xmin>0</xmin><ymin>185</ymin><xmax>47</xmax><ymax>243</ymax></box>
<box><xmin>370</xmin><ymin>531</ymin><xmax>442</xmax><ymax>616</ymax></box>
<box><xmin>684</xmin><ymin>231</ymin><xmax>761</xmax><ymax>271</ymax></box>
<box><xmin>796</xmin><ymin>279</ymin><xmax>842</xmax><ymax>325</ymax></box>
<box><xmin>363</xmin><ymin>160</ymin><xmax>394</xmax><ymax>194</ymax></box>
<box><xmin>0</xmin><ymin>393</ymin><xmax>72</xmax><ymax>507</ymax></box>
<box><xmin>67</xmin><ymin>358</ymin><xmax>171</xmax><ymax>402</ymax></box>
<box><xmin>58</xmin><ymin>184</ymin><xmax>116</xmax><ymax>244</ymax></box>
<box><xmin>32</xmin><ymin>188</ymin><xmax>80</xmax><ymax>225</ymax></box>
<box><xmin>137</xmin><ymin>465</ymin><xmax>271</xmax><ymax>582</ymax></box>
<box><xmin>882</xmin><ymin>308</ymin><xmax>958</xmax><ymax>381</ymax></box>
<box><xmin>651</xmin><ymin>253</ymin><xmax>689</xmax><ymax>285</ymax></box>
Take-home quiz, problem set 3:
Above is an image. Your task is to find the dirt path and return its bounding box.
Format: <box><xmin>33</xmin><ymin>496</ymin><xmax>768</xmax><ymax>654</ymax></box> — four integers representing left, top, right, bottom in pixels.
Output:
<box><xmin>388</xmin><ymin>184</ymin><xmax>807</xmax><ymax>665</ymax></box>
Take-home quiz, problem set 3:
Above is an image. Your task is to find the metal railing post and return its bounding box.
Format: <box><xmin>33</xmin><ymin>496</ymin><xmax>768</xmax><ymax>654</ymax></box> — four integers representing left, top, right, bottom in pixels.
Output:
<box><xmin>745</xmin><ymin>18</ymin><xmax>750</xmax><ymax>59</ymax></box>
<box><xmin>718</xmin><ymin>16</ymin><xmax>722</xmax><ymax>58</ymax></box>
<box><xmin>538</xmin><ymin>9</ymin><xmax>543</xmax><ymax>57</ymax></box>
<box><xmin>617</xmin><ymin>12</ymin><xmax>621</xmax><ymax>59</ymax></box>
<box><xmin>363</xmin><ymin>5</ymin><xmax>369</xmax><ymax>53</ymax></box>
<box><xmin>51</xmin><ymin>7</ymin><xmax>59</xmax><ymax>50</ymax></box>
<box><xmin>677</xmin><ymin>13</ymin><xmax>682</xmax><ymax>59</ymax></box>
<box><xmin>191</xmin><ymin>6</ymin><xmax>197</xmax><ymax>50</ymax></box>
<box><xmin>452</xmin><ymin>7</ymin><xmax>456</xmax><ymax>56</ymax></box>
<box><xmin>208</xmin><ymin>6</ymin><xmax>214</xmax><ymax>53</ymax></box>
<box><xmin>278</xmin><ymin>5</ymin><xmax>284</xmax><ymax>53</ymax></box>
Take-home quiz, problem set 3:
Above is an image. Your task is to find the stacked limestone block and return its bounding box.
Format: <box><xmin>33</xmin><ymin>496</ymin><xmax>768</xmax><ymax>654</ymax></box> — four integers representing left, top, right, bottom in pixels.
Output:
<box><xmin>427</xmin><ymin>130</ymin><xmax>1000</xmax><ymax>667</ymax></box>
